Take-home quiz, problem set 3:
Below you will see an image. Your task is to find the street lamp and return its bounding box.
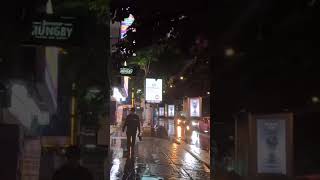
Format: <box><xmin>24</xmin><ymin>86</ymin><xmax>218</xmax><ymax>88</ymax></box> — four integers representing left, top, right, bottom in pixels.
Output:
<box><xmin>180</xmin><ymin>76</ymin><xmax>184</xmax><ymax>80</ymax></box>
<box><xmin>225</xmin><ymin>48</ymin><xmax>235</xmax><ymax>57</ymax></box>
<box><xmin>207</xmin><ymin>91</ymin><xmax>210</xmax><ymax>95</ymax></box>
<box><xmin>312</xmin><ymin>96</ymin><xmax>319</xmax><ymax>103</ymax></box>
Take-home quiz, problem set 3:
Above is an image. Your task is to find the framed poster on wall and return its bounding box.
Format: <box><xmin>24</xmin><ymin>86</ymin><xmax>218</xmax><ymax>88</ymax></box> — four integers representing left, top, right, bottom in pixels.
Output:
<box><xmin>189</xmin><ymin>97</ymin><xmax>201</xmax><ymax>117</ymax></box>
<box><xmin>159</xmin><ymin>107</ymin><xmax>164</xmax><ymax>116</ymax></box>
<box><xmin>249</xmin><ymin>113</ymin><xmax>293</xmax><ymax>177</ymax></box>
<box><xmin>168</xmin><ymin>105</ymin><xmax>175</xmax><ymax>117</ymax></box>
<box><xmin>257</xmin><ymin>119</ymin><xmax>286</xmax><ymax>174</ymax></box>
<box><xmin>145</xmin><ymin>78</ymin><xmax>162</xmax><ymax>103</ymax></box>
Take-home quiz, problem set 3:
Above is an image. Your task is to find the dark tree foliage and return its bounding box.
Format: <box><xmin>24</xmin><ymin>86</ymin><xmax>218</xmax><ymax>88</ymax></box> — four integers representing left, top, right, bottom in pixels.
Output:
<box><xmin>213</xmin><ymin>0</ymin><xmax>320</xmax><ymax>116</ymax></box>
<box><xmin>110</xmin><ymin>0</ymin><xmax>209</xmax><ymax>54</ymax></box>
<box><xmin>110</xmin><ymin>0</ymin><xmax>210</xmax><ymax>102</ymax></box>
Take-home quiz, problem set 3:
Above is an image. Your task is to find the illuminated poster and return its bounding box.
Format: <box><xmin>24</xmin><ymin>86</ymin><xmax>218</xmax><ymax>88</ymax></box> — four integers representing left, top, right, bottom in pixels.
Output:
<box><xmin>168</xmin><ymin>105</ymin><xmax>175</xmax><ymax>117</ymax></box>
<box><xmin>189</xmin><ymin>98</ymin><xmax>200</xmax><ymax>117</ymax></box>
<box><xmin>257</xmin><ymin>119</ymin><xmax>286</xmax><ymax>174</ymax></box>
<box><xmin>159</xmin><ymin>107</ymin><xmax>164</xmax><ymax>116</ymax></box>
<box><xmin>145</xmin><ymin>78</ymin><xmax>162</xmax><ymax>103</ymax></box>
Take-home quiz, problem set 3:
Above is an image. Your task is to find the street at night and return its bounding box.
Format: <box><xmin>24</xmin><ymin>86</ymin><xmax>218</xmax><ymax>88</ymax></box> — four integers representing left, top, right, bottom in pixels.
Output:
<box><xmin>2</xmin><ymin>0</ymin><xmax>320</xmax><ymax>179</ymax></box>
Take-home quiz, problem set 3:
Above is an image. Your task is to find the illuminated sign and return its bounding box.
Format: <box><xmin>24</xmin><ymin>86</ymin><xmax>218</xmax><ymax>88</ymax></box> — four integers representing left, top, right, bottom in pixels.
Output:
<box><xmin>145</xmin><ymin>78</ymin><xmax>162</xmax><ymax>103</ymax></box>
<box><xmin>168</xmin><ymin>105</ymin><xmax>175</xmax><ymax>117</ymax></box>
<box><xmin>32</xmin><ymin>21</ymin><xmax>73</xmax><ymax>40</ymax></box>
<box><xmin>24</xmin><ymin>15</ymin><xmax>82</xmax><ymax>46</ymax></box>
<box><xmin>119</xmin><ymin>66</ymin><xmax>136</xmax><ymax>76</ymax></box>
<box><xmin>190</xmin><ymin>97</ymin><xmax>201</xmax><ymax>117</ymax></box>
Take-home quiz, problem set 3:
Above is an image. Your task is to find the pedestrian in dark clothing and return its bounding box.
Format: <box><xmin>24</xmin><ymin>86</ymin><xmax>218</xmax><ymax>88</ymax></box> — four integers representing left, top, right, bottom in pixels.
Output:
<box><xmin>52</xmin><ymin>146</ymin><xmax>94</xmax><ymax>180</ymax></box>
<box><xmin>122</xmin><ymin>107</ymin><xmax>141</xmax><ymax>157</ymax></box>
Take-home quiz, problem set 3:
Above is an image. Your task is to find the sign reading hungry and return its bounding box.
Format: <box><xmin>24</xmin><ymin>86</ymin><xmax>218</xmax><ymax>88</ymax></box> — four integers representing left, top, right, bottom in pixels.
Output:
<box><xmin>31</xmin><ymin>20</ymin><xmax>73</xmax><ymax>40</ymax></box>
<box><xmin>24</xmin><ymin>15</ymin><xmax>82</xmax><ymax>46</ymax></box>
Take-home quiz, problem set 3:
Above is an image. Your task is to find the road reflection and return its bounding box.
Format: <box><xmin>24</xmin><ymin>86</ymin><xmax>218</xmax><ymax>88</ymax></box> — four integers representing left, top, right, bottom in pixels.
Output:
<box><xmin>110</xmin><ymin>158</ymin><xmax>121</xmax><ymax>180</ymax></box>
<box><xmin>177</xmin><ymin>126</ymin><xmax>182</xmax><ymax>142</ymax></box>
<box><xmin>157</xmin><ymin>118</ymin><xmax>210</xmax><ymax>152</ymax></box>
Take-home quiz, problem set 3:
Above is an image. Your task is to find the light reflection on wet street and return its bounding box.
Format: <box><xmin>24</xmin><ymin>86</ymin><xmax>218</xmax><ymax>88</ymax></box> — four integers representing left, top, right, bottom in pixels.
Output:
<box><xmin>109</xmin><ymin>117</ymin><xmax>210</xmax><ymax>180</ymax></box>
<box><xmin>110</xmin><ymin>136</ymin><xmax>210</xmax><ymax>179</ymax></box>
<box><xmin>157</xmin><ymin>118</ymin><xmax>210</xmax><ymax>152</ymax></box>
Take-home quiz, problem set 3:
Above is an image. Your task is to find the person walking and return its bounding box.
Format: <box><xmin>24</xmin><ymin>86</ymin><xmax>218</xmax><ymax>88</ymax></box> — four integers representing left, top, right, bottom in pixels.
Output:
<box><xmin>122</xmin><ymin>107</ymin><xmax>141</xmax><ymax>157</ymax></box>
<box><xmin>52</xmin><ymin>146</ymin><xmax>93</xmax><ymax>180</ymax></box>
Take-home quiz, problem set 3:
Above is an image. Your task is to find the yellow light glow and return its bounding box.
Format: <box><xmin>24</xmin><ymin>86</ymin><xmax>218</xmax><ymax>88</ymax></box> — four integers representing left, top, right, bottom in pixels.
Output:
<box><xmin>186</xmin><ymin>125</ymin><xmax>190</xmax><ymax>131</ymax></box>
<box><xmin>177</xmin><ymin>126</ymin><xmax>182</xmax><ymax>138</ymax></box>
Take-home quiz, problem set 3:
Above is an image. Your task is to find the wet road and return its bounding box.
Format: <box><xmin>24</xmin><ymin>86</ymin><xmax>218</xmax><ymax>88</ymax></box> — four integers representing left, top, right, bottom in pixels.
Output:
<box><xmin>157</xmin><ymin>118</ymin><xmax>210</xmax><ymax>152</ymax></box>
<box><xmin>110</xmin><ymin>133</ymin><xmax>210</xmax><ymax>180</ymax></box>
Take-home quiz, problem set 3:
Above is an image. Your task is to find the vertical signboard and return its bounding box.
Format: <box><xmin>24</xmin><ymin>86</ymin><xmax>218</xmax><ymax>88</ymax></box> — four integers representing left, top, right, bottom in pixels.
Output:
<box><xmin>257</xmin><ymin>119</ymin><xmax>286</xmax><ymax>174</ymax></box>
<box><xmin>159</xmin><ymin>107</ymin><xmax>164</xmax><ymax>116</ymax></box>
<box><xmin>189</xmin><ymin>97</ymin><xmax>201</xmax><ymax>117</ymax></box>
<box><xmin>168</xmin><ymin>105</ymin><xmax>175</xmax><ymax>117</ymax></box>
<box><xmin>145</xmin><ymin>78</ymin><xmax>162</xmax><ymax>103</ymax></box>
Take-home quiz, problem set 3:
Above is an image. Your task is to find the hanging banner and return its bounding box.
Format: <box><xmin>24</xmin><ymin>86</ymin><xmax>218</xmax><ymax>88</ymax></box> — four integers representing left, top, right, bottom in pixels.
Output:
<box><xmin>168</xmin><ymin>105</ymin><xmax>175</xmax><ymax>117</ymax></box>
<box><xmin>189</xmin><ymin>97</ymin><xmax>201</xmax><ymax>117</ymax></box>
<box><xmin>257</xmin><ymin>119</ymin><xmax>286</xmax><ymax>174</ymax></box>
